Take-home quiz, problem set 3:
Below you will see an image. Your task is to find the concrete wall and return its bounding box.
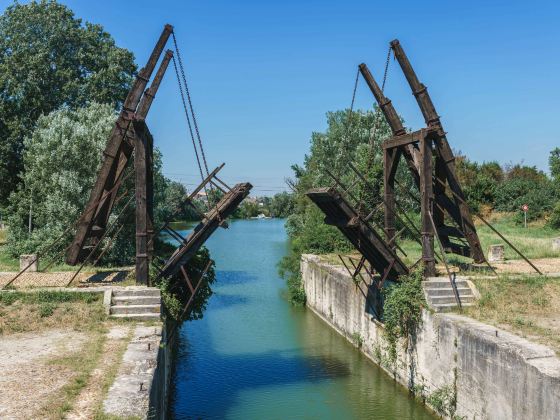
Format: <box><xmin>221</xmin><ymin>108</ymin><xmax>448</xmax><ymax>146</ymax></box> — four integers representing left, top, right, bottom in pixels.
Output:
<box><xmin>103</xmin><ymin>321</ymin><xmax>175</xmax><ymax>419</ymax></box>
<box><xmin>301</xmin><ymin>254</ymin><xmax>560</xmax><ymax>420</ymax></box>
<box><xmin>149</xmin><ymin>320</ymin><xmax>176</xmax><ymax>419</ymax></box>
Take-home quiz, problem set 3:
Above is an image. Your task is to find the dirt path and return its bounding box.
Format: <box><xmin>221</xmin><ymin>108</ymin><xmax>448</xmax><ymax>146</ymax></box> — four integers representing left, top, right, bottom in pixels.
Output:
<box><xmin>66</xmin><ymin>325</ymin><xmax>132</xmax><ymax>420</ymax></box>
<box><xmin>0</xmin><ymin>330</ymin><xmax>87</xmax><ymax>419</ymax></box>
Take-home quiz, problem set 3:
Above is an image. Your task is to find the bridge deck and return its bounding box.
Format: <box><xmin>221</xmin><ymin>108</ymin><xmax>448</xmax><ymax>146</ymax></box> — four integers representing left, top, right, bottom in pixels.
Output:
<box><xmin>160</xmin><ymin>182</ymin><xmax>252</xmax><ymax>278</ymax></box>
<box><xmin>306</xmin><ymin>187</ymin><xmax>408</xmax><ymax>280</ymax></box>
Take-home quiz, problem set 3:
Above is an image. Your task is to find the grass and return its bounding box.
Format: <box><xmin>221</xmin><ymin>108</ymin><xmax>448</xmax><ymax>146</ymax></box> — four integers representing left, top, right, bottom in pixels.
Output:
<box><xmin>92</xmin><ymin>327</ymin><xmax>138</xmax><ymax>420</ymax></box>
<box><xmin>322</xmin><ymin>213</ymin><xmax>560</xmax><ymax>273</ymax></box>
<box><xmin>0</xmin><ymin>290</ymin><xmax>105</xmax><ymax>335</ymax></box>
<box><xmin>39</xmin><ymin>330</ymin><xmax>107</xmax><ymax>418</ymax></box>
<box><xmin>463</xmin><ymin>275</ymin><xmax>560</xmax><ymax>353</ymax></box>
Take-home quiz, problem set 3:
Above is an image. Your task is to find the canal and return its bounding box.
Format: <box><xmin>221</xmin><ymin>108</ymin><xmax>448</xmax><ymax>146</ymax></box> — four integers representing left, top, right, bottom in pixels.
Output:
<box><xmin>171</xmin><ymin>219</ymin><xmax>434</xmax><ymax>419</ymax></box>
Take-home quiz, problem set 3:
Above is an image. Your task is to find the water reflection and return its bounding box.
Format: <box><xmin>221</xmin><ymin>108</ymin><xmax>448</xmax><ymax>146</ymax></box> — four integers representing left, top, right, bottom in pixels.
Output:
<box><xmin>171</xmin><ymin>220</ymin><xmax>434</xmax><ymax>420</ymax></box>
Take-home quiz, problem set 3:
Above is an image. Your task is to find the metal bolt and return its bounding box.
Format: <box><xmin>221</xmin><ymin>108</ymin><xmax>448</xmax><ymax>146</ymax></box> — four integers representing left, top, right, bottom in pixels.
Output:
<box><xmin>139</xmin><ymin>382</ymin><xmax>144</xmax><ymax>391</ymax></box>
<box><xmin>148</xmin><ymin>342</ymin><xmax>151</xmax><ymax>350</ymax></box>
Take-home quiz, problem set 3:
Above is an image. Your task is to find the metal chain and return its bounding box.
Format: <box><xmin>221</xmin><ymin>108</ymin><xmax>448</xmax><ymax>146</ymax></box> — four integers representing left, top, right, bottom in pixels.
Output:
<box><xmin>172</xmin><ymin>32</ymin><xmax>210</xmax><ymax>177</ymax></box>
<box><xmin>171</xmin><ymin>54</ymin><xmax>206</xmax><ymax>184</ymax></box>
<box><xmin>381</xmin><ymin>45</ymin><xmax>392</xmax><ymax>92</ymax></box>
<box><xmin>350</xmin><ymin>67</ymin><xmax>360</xmax><ymax>113</ymax></box>
<box><xmin>358</xmin><ymin>47</ymin><xmax>393</xmax><ymax>215</ymax></box>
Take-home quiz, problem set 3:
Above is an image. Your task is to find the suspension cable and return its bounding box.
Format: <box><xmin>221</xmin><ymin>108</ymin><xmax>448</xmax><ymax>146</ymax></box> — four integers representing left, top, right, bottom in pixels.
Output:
<box><xmin>172</xmin><ymin>31</ymin><xmax>210</xmax><ymax>177</ymax></box>
<box><xmin>172</xmin><ymin>54</ymin><xmax>205</xmax><ymax>183</ymax></box>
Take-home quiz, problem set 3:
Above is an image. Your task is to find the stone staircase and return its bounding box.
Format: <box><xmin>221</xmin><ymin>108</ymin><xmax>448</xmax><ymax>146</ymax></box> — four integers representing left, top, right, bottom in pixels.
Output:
<box><xmin>108</xmin><ymin>287</ymin><xmax>161</xmax><ymax>321</ymax></box>
<box><xmin>423</xmin><ymin>277</ymin><xmax>478</xmax><ymax>312</ymax></box>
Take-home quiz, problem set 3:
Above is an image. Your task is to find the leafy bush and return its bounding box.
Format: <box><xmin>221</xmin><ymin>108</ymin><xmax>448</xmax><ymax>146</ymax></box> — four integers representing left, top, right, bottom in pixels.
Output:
<box><xmin>548</xmin><ymin>202</ymin><xmax>560</xmax><ymax>229</ymax></box>
<box><xmin>382</xmin><ymin>269</ymin><xmax>426</xmax><ymax>363</ymax></box>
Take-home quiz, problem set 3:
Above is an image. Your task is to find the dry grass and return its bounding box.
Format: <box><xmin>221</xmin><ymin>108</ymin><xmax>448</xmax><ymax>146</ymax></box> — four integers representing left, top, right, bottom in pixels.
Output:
<box><xmin>464</xmin><ymin>276</ymin><xmax>560</xmax><ymax>353</ymax></box>
<box><xmin>0</xmin><ymin>290</ymin><xmax>106</xmax><ymax>335</ymax></box>
<box><xmin>0</xmin><ymin>290</ymin><xmax>143</xmax><ymax>418</ymax></box>
<box><xmin>37</xmin><ymin>330</ymin><xmax>107</xmax><ymax>419</ymax></box>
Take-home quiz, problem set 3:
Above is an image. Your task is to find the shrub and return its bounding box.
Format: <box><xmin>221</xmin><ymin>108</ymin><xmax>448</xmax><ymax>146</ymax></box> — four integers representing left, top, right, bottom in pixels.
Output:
<box><xmin>382</xmin><ymin>269</ymin><xmax>426</xmax><ymax>363</ymax></box>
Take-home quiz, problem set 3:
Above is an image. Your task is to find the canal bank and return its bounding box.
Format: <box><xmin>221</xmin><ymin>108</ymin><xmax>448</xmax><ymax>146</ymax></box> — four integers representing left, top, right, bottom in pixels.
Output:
<box><xmin>171</xmin><ymin>219</ymin><xmax>434</xmax><ymax>419</ymax></box>
<box><xmin>301</xmin><ymin>254</ymin><xmax>560</xmax><ymax>420</ymax></box>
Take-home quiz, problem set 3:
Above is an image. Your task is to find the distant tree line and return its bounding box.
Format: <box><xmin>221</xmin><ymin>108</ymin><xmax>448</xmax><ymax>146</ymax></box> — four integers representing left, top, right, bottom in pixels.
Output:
<box><xmin>233</xmin><ymin>192</ymin><xmax>296</xmax><ymax>219</ymax></box>
<box><xmin>456</xmin><ymin>150</ymin><xmax>560</xmax><ymax>225</ymax></box>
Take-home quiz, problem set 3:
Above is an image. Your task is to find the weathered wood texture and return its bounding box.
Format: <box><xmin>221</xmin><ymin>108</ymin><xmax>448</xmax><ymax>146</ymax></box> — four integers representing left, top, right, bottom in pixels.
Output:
<box><xmin>359</xmin><ymin>40</ymin><xmax>485</xmax><ymax>267</ymax></box>
<box><xmin>133</xmin><ymin>121</ymin><xmax>153</xmax><ymax>286</ymax></box>
<box><xmin>306</xmin><ymin>187</ymin><xmax>408</xmax><ymax>279</ymax></box>
<box><xmin>160</xmin><ymin>183</ymin><xmax>253</xmax><ymax>278</ymax></box>
<box><xmin>66</xmin><ymin>25</ymin><xmax>173</xmax><ymax>265</ymax></box>
<box><xmin>390</xmin><ymin>39</ymin><xmax>484</xmax><ymax>264</ymax></box>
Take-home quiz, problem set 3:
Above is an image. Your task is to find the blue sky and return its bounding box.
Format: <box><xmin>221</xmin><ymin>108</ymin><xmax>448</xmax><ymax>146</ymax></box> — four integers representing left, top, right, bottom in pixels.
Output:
<box><xmin>3</xmin><ymin>0</ymin><xmax>560</xmax><ymax>195</ymax></box>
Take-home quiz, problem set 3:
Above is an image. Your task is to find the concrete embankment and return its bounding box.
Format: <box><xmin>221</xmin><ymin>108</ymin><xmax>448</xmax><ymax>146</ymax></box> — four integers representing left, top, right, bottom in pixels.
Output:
<box><xmin>301</xmin><ymin>254</ymin><xmax>560</xmax><ymax>420</ymax></box>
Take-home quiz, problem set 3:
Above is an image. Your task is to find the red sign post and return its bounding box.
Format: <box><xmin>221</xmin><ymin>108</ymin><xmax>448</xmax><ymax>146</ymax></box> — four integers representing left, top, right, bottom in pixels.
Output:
<box><xmin>521</xmin><ymin>204</ymin><xmax>528</xmax><ymax>228</ymax></box>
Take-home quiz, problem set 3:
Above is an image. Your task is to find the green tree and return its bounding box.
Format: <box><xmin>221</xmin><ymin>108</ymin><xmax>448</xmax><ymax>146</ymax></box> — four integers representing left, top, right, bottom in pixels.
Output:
<box><xmin>5</xmin><ymin>103</ymin><xmax>116</xmax><ymax>257</ymax></box>
<box><xmin>279</xmin><ymin>108</ymin><xmax>411</xmax><ymax>303</ymax></box>
<box><xmin>268</xmin><ymin>192</ymin><xmax>295</xmax><ymax>218</ymax></box>
<box><xmin>0</xmin><ymin>0</ymin><xmax>136</xmax><ymax>204</ymax></box>
<box><xmin>5</xmin><ymin>103</ymin><xmax>171</xmax><ymax>266</ymax></box>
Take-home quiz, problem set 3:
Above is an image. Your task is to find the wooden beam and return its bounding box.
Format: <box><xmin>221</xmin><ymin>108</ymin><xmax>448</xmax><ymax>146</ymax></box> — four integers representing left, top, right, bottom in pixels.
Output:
<box><xmin>420</xmin><ymin>136</ymin><xmax>436</xmax><ymax>276</ymax></box>
<box><xmin>382</xmin><ymin>128</ymin><xmax>438</xmax><ymax>150</ymax></box>
<box><xmin>134</xmin><ymin>120</ymin><xmax>150</xmax><ymax>286</ymax></box>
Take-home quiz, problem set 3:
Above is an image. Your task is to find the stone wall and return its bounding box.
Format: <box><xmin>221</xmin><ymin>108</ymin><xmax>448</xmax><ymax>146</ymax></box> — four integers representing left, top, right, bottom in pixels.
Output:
<box><xmin>149</xmin><ymin>320</ymin><xmax>176</xmax><ymax>419</ymax></box>
<box><xmin>103</xmin><ymin>321</ymin><xmax>175</xmax><ymax>419</ymax></box>
<box><xmin>301</xmin><ymin>254</ymin><xmax>560</xmax><ymax>420</ymax></box>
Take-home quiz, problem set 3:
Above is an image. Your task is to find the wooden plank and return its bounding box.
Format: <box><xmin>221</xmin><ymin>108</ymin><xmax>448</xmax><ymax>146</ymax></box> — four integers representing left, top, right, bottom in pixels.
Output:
<box><xmin>306</xmin><ymin>187</ymin><xmax>408</xmax><ymax>279</ymax></box>
<box><xmin>383</xmin><ymin>147</ymin><xmax>399</xmax><ymax>249</ymax></box>
<box><xmin>382</xmin><ymin>128</ymin><xmax>436</xmax><ymax>150</ymax></box>
<box><xmin>160</xmin><ymin>183</ymin><xmax>252</xmax><ymax>278</ymax></box>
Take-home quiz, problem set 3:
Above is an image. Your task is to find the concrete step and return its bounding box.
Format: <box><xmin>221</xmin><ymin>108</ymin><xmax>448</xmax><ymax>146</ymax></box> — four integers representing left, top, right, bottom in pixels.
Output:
<box><xmin>110</xmin><ymin>304</ymin><xmax>161</xmax><ymax>315</ymax></box>
<box><xmin>110</xmin><ymin>313</ymin><xmax>161</xmax><ymax>321</ymax></box>
<box><xmin>432</xmin><ymin>302</ymin><xmax>475</xmax><ymax>311</ymax></box>
<box><xmin>111</xmin><ymin>295</ymin><xmax>161</xmax><ymax>306</ymax></box>
<box><xmin>112</xmin><ymin>288</ymin><xmax>161</xmax><ymax>297</ymax></box>
<box><xmin>424</xmin><ymin>279</ymin><xmax>469</xmax><ymax>289</ymax></box>
<box><xmin>424</xmin><ymin>287</ymin><xmax>473</xmax><ymax>297</ymax></box>
<box><xmin>430</xmin><ymin>295</ymin><xmax>475</xmax><ymax>305</ymax></box>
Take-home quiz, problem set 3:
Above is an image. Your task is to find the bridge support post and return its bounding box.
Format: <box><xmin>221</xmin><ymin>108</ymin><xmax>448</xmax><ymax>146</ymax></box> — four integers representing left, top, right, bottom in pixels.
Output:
<box><xmin>134</xmin><ymin>121</ymin><xmax>152</xmax><ymax>286</ymax></box>
<box><xmin>420</xmin><ymin>135</ymin><xmax>436</xmax><ymax>277</ymax></box>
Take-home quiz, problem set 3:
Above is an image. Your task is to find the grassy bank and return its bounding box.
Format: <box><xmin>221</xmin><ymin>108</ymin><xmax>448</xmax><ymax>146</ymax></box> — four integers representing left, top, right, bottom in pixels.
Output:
<box><xmin>462</xmin><ymin>276</ymin><xmax>560</xmax><ymax>354</ymax></box>
<box><xmin>0</xmin><ymin>290</ymin><xmax>106</xmax><ymax>335</ymax></box>
<box><xmin>0</xmin><ymin>289</ymin><xmax>142</xmax><ymax>418</ymax></box>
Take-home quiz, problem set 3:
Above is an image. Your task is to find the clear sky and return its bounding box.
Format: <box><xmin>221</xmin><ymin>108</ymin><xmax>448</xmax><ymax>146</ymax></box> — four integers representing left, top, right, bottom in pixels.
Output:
<box><xmin>3</xmin><ymin>0</ymin><xmax>560</xmax><ymax>195</ymax></box>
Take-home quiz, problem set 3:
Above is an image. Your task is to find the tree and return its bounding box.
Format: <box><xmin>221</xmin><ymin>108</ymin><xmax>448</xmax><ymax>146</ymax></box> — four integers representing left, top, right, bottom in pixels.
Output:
<box><xmin>5</xmin><ymin>103</ymin><xmax>174</xmax><ymax>267</ymax></box>
<box><xmin>279</xmin><ymin>108</ymin><xmax>408</xmax><ymax>303</ymax></box>
<box><xmin>0</xmin><ymin>0</ymin><xmax>136</xmax><ymax>204</ymax></box>
<box><xmin>268</xmin><ymin>192</ymin><xmax>295</xmax><ymax>218</ymax></box>
<box><xmin>5</xmin><ymin>103</ymin><xmax>115</xmax><ymax>257</ymax></box>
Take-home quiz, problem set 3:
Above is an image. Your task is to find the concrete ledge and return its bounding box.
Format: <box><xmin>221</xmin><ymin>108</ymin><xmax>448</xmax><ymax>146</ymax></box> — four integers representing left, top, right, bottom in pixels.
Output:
<box><xmin>103</xmin><ymin>325</ymin><xmax>162</xmax><ymax>419</ymax></box>
<box><xmin>301</xmin><ymin>254</ymin><xmax>560</xmax><ymax>420</ymax></box>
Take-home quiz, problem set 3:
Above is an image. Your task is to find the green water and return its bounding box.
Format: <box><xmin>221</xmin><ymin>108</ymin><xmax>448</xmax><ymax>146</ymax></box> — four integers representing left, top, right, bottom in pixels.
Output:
<box><xmin>171</xmin><ymin>219</ymin><xmax>434</xmax><ymax>419</ymax></box>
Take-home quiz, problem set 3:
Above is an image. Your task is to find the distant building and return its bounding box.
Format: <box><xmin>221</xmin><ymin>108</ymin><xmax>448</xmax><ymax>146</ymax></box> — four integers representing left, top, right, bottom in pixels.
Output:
<box><xmin>194</xmin><ymin>191</ymin><xmax>208</xmax><ymax>203</ymax></box>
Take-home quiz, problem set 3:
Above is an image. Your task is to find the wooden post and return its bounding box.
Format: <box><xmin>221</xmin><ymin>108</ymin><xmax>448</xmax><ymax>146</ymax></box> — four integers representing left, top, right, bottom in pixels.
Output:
<box><xmin>420</xmin><ymin>135</ymin><xmax>436</xmax><ymax>277</ymax></box>
<box><xmin>146</xmin><ymin>130</ymin><xmax>154</xmax><ymax>270</ymax></box>
<box><xmin>384</xmin><ymin>148</ymin><xmax>400</xmax><ymax>250</ymax></box>
<box><xmin>134</xmin><ymin>121</ymin><xmax>149</xmax><ymax>286</ymax></box>
<box><xmin>390</xmin><ymin>39</ymin><xmax>485</xmax><ymax>264</ymax></box>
